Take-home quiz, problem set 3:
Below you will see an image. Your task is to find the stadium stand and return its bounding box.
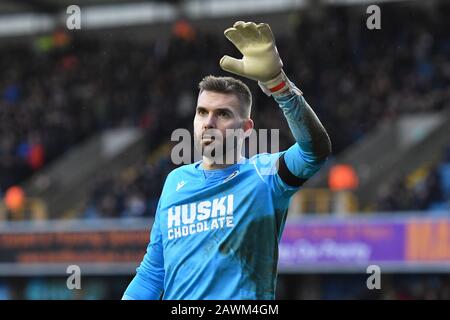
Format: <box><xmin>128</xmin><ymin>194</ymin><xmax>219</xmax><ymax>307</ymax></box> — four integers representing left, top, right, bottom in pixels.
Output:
<box><xmin>0</xmin><ymin>0</ymin><xmax>449</xmax><ymax>300</ymax></box>
<box><xmin>375</xmin><ymin>139</ymin><xmax>450</xmax><ymax>212</ymax></box>
<box><xmin>2</xmin><ymin>2</ymin><xmax>448</xmax><ymax>219</ymax></box>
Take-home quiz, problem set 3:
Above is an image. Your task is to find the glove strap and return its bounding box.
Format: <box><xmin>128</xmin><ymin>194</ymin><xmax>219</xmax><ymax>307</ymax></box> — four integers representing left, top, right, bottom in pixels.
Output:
<box><xmin>258</xmin><ymin>70</ymin><xmax>303</xmax><ymax>97</ymax></box>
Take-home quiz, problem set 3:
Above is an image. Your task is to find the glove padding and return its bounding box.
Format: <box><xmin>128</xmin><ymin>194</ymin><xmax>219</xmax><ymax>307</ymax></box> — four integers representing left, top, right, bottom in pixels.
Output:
<box><xmin>220</xmin><ymin>21</ymin><xmax>283</xmax><ymax>83</ymax></box>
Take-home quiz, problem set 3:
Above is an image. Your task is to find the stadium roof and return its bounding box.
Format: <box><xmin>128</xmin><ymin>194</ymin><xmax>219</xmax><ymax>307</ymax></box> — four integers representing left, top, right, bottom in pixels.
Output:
<box><xmin>0</xmin><ymin>0</ymin><xmax>166</xmax><ymax>14</ymax></box>
<box><xmin>0</xmin><ymin>0</ymin><xmax>416</xmax><ymax>14</ymax></box>
<box><xmin>0</xmin><ymin>0</ymin><xmax>420</xmax><ymax>37</ymax></box>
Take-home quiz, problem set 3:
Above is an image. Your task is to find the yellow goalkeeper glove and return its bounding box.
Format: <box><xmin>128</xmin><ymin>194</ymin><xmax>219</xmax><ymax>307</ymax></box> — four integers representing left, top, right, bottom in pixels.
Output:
<box><xmin>220</xmin><ymin>21</ymin><xmax>295</xmax><ymax>96</ymax></box>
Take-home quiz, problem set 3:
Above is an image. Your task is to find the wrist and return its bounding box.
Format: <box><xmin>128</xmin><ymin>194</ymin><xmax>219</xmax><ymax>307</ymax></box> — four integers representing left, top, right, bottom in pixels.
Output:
<box><xmin>258</xmin><ymin>70</ymin><xmax>302</xmax><ymax>97</ymax></box>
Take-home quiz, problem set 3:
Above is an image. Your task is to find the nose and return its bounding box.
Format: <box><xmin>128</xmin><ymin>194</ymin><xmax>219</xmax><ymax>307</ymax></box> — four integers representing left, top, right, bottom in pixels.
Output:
<box><xmin>203</xmin><ymin>113</ymin><xmax>216</xmax><ymax>129</ymax></box>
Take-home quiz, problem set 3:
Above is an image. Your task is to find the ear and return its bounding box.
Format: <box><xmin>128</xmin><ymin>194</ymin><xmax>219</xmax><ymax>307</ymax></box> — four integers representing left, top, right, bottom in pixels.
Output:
<box><xmin>243</xmin><ymin>118</ymin><xmax>254</xmax><ymax>137</ymax></box>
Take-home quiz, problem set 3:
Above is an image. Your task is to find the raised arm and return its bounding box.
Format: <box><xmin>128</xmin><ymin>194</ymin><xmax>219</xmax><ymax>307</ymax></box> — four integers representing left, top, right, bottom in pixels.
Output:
<box><xmin>220</xmin><ymin>21</ymin><xmax>331</xmax><ymax>186</ymax></box>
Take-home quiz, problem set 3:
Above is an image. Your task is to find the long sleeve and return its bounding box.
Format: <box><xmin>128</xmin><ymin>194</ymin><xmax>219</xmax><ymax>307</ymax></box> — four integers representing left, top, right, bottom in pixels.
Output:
<box><xmin>122</xmin><ymin>202</ymin><xmax>165</xmax><ymax>300</ymax></box>
<box><xmin>273</xmin><ymin>81</ymin><xmax>331</xmax><ymax>181</ymax></box>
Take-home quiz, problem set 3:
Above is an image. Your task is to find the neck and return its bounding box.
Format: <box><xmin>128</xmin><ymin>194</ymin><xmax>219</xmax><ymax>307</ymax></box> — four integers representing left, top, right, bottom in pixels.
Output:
<box><xmin>201</xmin><ymin>156</ymin><xmax>243</xmax><ymax>170</ymax></box>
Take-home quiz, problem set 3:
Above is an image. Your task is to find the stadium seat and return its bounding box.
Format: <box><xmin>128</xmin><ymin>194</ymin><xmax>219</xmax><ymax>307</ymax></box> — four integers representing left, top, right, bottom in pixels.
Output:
<box><xmin>438</xmin><ymin>163</ymin><xmax>450</xmax><ymax>199</ymax></box>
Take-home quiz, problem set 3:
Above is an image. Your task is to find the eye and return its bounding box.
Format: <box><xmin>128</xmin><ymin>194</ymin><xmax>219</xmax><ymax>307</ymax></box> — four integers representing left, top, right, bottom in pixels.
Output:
<box><xmin>218</xmin><ymin>111</ymin><xmax>230</xmax><ymax>118</ymax></box>
<box><xmin>197</xmin><ymin>109</ymin><xmax>207</xmax><ymax>116</ymax></box>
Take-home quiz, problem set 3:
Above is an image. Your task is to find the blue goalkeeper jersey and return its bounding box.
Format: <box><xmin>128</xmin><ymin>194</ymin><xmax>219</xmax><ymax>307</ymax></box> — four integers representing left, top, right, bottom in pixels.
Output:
<box><xmin>123</xmin><ymin>93</ymin><xmax>326</xmax><ymax>300</ymax></box>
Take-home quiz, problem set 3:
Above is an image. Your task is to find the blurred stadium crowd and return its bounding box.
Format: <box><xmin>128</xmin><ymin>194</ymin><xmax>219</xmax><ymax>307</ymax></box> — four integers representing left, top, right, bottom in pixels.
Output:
<box><xmin>0</xmin><ymin>0</ymin><xmax>449</xmax><ymax>302</ymax></box>
<box><xmin>375</xmin><ymin>140</ymin><xmax>450</xmax><ymax>212</ymax></box>
<box><xmin>0</xmin><ymin>4</ymin><xmax>450</xmax><ymax>220</ymax></box>
<box><xmin>278</xmin><ymin>273</ymin><xmax>450</xmax><ymax>300</ymax></box>
<box><xmin>1</xmin><ymin>273</ymin><xmax>448</xmax><ymax>300</ymax></box>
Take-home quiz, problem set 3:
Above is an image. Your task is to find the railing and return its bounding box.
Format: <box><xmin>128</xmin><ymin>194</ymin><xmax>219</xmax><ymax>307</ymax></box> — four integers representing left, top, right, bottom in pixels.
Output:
<box><xmin>0</xmin><ymin>197</ymin><xmax>48</xmax><ymax>221</ymax></box>
<box><xmin>289</xmin><ymin>188</ymin><xmax>359</xmax><ymax>215</ymax></box>
<box><xmin>1</xmin><ymin>214</ymin><xmax>450</xmax><ymax>275</ymax></box>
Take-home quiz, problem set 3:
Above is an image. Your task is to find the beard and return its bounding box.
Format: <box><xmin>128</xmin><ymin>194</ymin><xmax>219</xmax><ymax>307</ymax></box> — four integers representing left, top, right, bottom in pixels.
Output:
<box><xmin>195</xmin><ymin>136</ymin><xmax>243</xmax><ymax>165</ymax></box>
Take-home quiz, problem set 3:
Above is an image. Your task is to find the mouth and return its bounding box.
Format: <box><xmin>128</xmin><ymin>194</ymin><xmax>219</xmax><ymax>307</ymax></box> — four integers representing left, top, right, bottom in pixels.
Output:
<box><xmin>202</xmin><ymin>140</ymin><xmax>214</xmax><ymax>147</ymax></box>
<box><xmin>201</xmin><ymin>135</ymin><xmax>216</xmax><ymax>144</ymax></box>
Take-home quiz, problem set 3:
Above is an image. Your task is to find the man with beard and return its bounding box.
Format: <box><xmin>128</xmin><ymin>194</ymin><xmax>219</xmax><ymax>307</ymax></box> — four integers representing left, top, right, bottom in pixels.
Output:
<box><xmin>123</xmin><ymin>21</ymin><xmax>331</xmax><ymax>300</ymax></box>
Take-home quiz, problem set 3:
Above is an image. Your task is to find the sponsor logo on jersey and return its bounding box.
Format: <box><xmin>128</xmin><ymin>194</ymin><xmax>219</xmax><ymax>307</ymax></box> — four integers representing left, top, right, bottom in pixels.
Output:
<box><xmin>167</xmin><ymin>194</ymin><xmax>234</xmax><ymax>240</ymax></box>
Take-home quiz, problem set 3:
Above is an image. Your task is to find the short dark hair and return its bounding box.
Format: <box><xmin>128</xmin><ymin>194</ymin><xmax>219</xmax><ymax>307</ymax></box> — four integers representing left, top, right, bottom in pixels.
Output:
<box><xmin>198</xmin><ymin>75</ymin><xmax>252</xmax><ymax>118</ymax></box>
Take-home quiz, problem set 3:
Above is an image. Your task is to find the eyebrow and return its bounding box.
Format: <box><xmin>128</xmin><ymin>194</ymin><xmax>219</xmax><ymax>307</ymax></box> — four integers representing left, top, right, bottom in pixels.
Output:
<box><xmin>196</xmin><ymin>106</ymin><xmax>235</xmax><ymax>114</ymax></box>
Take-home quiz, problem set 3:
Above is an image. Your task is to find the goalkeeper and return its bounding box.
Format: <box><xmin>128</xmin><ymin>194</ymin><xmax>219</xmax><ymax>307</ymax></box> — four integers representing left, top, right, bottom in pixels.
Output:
<box><xmin>123</xmin><ymin>21</ymin><xmax>331</xmax><ymax>300</ymax></box>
